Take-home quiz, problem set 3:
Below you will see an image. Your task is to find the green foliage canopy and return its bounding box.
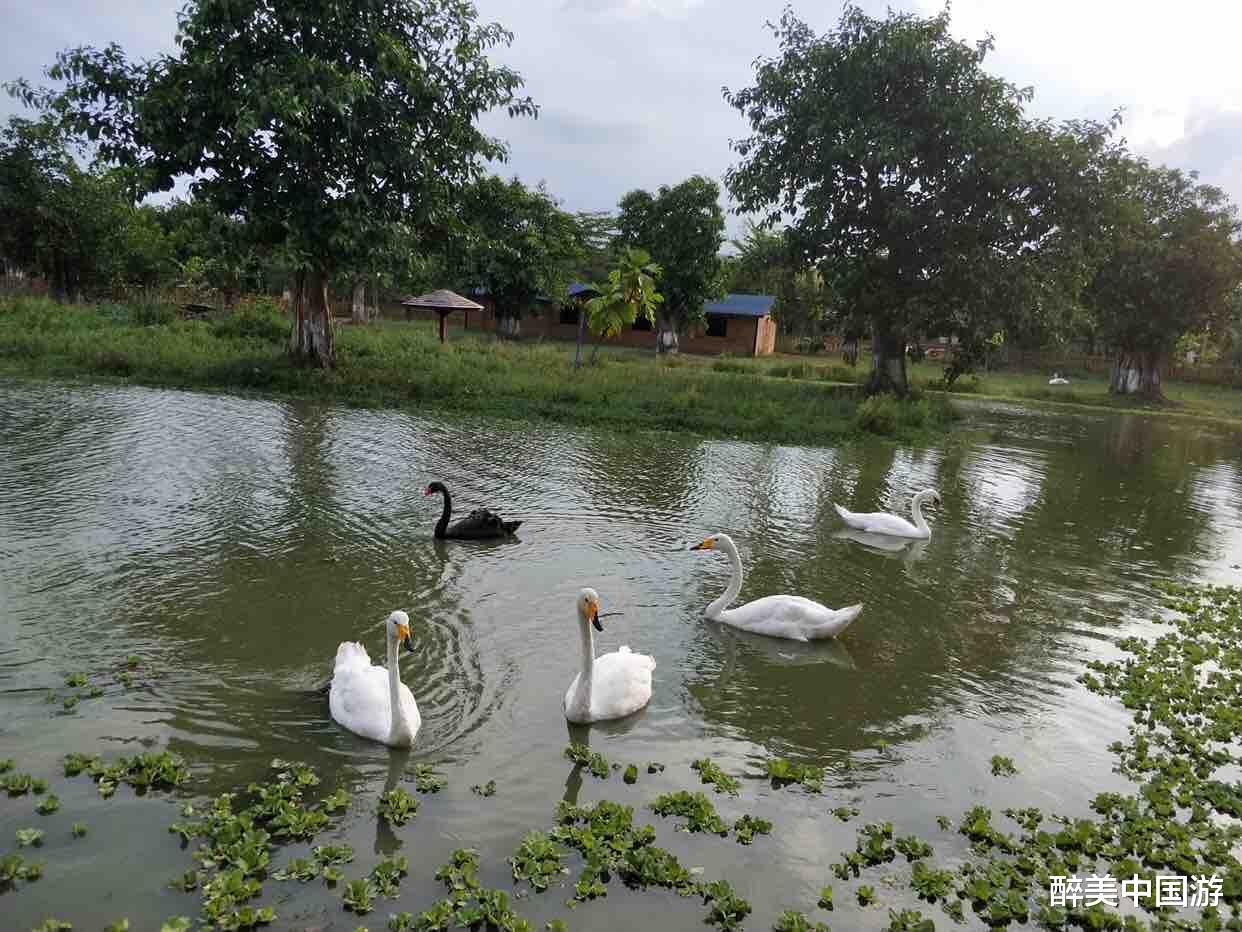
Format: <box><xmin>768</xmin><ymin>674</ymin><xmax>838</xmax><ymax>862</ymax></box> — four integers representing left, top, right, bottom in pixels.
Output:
<box><xmin>616</xmin><ymin>176</ymin><xmax>724</xmax><ymax>333</ymax></box>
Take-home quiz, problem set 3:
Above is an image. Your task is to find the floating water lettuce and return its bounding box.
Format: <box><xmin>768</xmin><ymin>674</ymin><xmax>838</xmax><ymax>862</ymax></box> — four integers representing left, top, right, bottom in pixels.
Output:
<box><xmin>71</xmin><ymin>821</ymin><xmax>87</xmax><ymax>838</ymax></box>
<box><xmin>816</xmin><ymin>885</ymin><xmax>833</xmax><ymax>910</ymax></box>
<box><xmin>510</xmin><ymin>831</ymin><xmax>564</xmax><ymax>891</ymax></box>
<box><xmin>413</xmin><ymin>764</ymin><xmax>447</xmax><ymax>793</ymax></box>
<box><xmin>564</xmin><ymin>742</ymin><xmax>609</xmax><ymax>779</ymax></box>
<box><xmin>369</xmin><ymin>855</ymin><xmax>408</xmax><ymax>897</ymax></box>
<box><xmin>36</xmin><ymin>794</ymin><xmax>60</xmax><ymax>815</ymax></box>
<box><xmin>857</xmin><ymin>884</ymin><xmax>876</xmax><ymax>905</ymax></box>
<box><xmin>691</xmin><ymin>757</ymin><xmax>740</xmax><ymax>794</ymax></box>
<box><xmin>772</xmin><ymin>910</ymin><xmax>829</xmax><ymax>932</ymax></box>
<box><xmin>989</xmin><ymin>755</ymin><xmax>1018</xmax><ymax>777</ymax></box>
<box><xmin>65</xmin><ymin>672</ymin><xmax>87</xmax><ymax>687</ymax></box>
<box><xmin>764</xmin><ymin>757</ymin><xmax>823</xmax><ymax>792</ymax></box>
<box><xmin>732</xmin><ymin>814</ymin><xmax>772</xmax><ymax>845</ymax></box>
<box><xmin>377</xmin><ymin>787</ymin><xmax>418</xmax><ymax>825</ymax></box>
<box><xmin>343</xmin><ymin>877</ymin><xmax>375</xmax><ymax>914</ymax></box>
<box><xmin>650</xmin><ymin>791</ymin><xmax>728</xmax><ymax>835</ymax></box>
<box><xmin>471</xmin><ymin>780</ymin><xmax>497</xmax><ymax>797</ymax></box>
<box><xmin>623</xmin><ymin>764</ymin><xmax>638</xmax><ymax>784</ymax></box>
<box><xmin>16</xmin><ymin>827</ymin><xmax>44</xmax><ymax>847</ymax></box>
<box><xmin>700</xmin><ymin>878</ymin><xmax>751</xmax><ymax>930</ymax></box>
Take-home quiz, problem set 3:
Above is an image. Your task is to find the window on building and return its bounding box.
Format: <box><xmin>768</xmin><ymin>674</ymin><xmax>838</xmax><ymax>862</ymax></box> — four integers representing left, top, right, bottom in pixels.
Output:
<box><xmin>559</xmin><ymin>305</ymin><xmax>579</xmax><ymax>326</ymax></box>
<box><xmin>706</xmin><ymin>315</ymin><xmax>728</xmax><ymax>337</ymax></box>
<box><xmin>632</xmin><ymin>315</ymin><xmax>652</xmax><ymax>331</ymax></box>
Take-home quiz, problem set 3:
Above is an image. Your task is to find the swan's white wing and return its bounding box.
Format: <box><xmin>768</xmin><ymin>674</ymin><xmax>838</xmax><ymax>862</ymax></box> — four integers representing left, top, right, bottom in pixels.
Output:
<box><xmin>834</xmin><ymin>506</ymin><xmax>924</xmax><ymax>538</ymax></box>
<box><xmin>585</xmin><ymin>647</ymin><xmax>655</xmax><ymax>721</ymax></box>
<box><xmin>719</xmin><ymin>595</ymin><xmax>862</xmax><ymax>641</ymax></box>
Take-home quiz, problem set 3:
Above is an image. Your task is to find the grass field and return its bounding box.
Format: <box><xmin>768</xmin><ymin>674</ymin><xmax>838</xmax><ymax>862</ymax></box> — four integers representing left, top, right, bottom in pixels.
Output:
<box><xmin>0</xmin><ymin>297</ymin><xmax>956</xmax><ymax>446</ymax></box>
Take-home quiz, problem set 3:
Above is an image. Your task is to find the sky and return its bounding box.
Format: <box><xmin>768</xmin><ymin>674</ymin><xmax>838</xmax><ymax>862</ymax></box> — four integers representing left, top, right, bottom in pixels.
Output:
<box><xmin>2</xmin><ymin>0</ymin><xmax>1240</xmax><ymax>243</ymax></box>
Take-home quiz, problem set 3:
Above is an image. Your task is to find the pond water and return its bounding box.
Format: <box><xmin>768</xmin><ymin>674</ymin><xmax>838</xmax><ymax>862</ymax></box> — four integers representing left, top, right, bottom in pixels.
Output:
<box><xmin>2</xmin><ymin>377</ymin><xmax>1242</xmax><ymax>930</ymax></box>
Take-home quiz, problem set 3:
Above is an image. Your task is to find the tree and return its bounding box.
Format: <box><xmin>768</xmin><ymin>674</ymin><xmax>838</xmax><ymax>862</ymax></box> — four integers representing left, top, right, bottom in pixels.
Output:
<box><xmin>616</xmin><ymin>176</ymin><xmax>725</xmax><ymax>353</ymax></box>
<box><xmin>728</xmin><ymin>221</ymin><xmax>831</xmax><ymax>346</ymax></box>
<box><xmin>724</xmin><ymin>6</ymin><xmax>1092</xmax><ymax>396</ymax></box>
<box><xmin>0</xmin><ymin>115</ymin><xmax>167</xmax><ymax>297</ymax></box>
<box><xmin>13</xmin><ymin>0</ymin><xmax>536</xmax><ymax>366</ymax></box>
<box><xmin>452</xmin><ymin>176</ymin><xmax>585</xmax><ymax>337</ymax></box>
<box><xmin>583</xmin><ymin>247</ymin><xmax>663</xmax><ymax>363</ymax></box>
<box><xmin>1082</xmin><ymin>158</ymin><xmax>1241</xmax><ymax>399</ymax></box>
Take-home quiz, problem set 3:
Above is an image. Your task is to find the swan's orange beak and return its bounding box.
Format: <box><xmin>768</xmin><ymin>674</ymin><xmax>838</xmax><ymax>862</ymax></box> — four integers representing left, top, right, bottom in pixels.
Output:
<box><xmin>396</xmin><ymin>623</ymin><xmax>410</xmax><ymax>642</ymax></box>
<box><xmin>689</xmin><ymin>537</ymin><xmax>714</xmax><ymax>551</ymax></box>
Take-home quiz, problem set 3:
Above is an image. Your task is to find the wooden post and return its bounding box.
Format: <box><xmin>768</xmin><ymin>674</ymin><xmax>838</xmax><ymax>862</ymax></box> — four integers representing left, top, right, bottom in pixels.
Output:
<box><xmin>438</xmin><ymin>309</ymin><xmax>449</xmax><ymax>344</ymax></box>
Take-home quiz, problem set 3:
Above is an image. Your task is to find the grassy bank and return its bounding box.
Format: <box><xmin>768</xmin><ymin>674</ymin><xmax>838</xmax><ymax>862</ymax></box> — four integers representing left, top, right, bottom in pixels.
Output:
<box><xmin>0</xmin><ymin>297</ymin><xmax>955</xmax><ymax>446</ymax></box>
<box><xmin>708</xmin><ymin>349</ymin><xmax>1242</xmax><ymax>423</ymax></box>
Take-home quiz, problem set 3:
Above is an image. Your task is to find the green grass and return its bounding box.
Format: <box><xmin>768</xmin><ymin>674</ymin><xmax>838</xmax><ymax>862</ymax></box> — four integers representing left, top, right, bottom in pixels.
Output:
<box><xmin>0</xmin><ymin>297</ymin><xmax>957</xmax><ymax>446</ymax></box>
<box><xmin>718</xmin><ymin>348</ymin><xmax>1242</xmax><ymax>423</ymax></box>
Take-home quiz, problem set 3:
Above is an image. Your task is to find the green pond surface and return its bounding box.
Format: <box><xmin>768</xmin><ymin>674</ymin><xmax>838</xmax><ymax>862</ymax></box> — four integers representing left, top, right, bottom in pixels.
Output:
<box><xmin>2</xmin><ymin>376</ymin><xmax>1241</xmax><ymax>930</ymax></box>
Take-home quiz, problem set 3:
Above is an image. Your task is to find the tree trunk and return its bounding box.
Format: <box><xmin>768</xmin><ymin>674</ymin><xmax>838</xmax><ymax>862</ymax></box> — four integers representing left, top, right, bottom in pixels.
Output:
<box><xmin>656</xmin><ymin>316</ymin><xmax>679</xmax><ymax>354</ymax></box>
<box><xmin>574</xmin><ymin>311</ymin><xmax>587</xmax><ymax>369</ymax></box>
<box><xmin>351</xmin><ymin>279</ymin><xmax>367</xmax><ymax>324</ymax></box>
<box><xmin>289</xmin><ymin>269</ymin><xmax>335</xmax><ymax>367</ymax></box>
<box><xmin>496</xmin><ymin>314</ymin><xmax>520</xmax><ymax>339</ymax></box>
<box><xmin>1109</xmin><ymin>349</ymin><xmax>1164</xmax><ymax>400</ymax></box>
<box><xmin>865</xmin><ymin>321</ymin><xmax>908</xmax><ymax>397</ymax></box>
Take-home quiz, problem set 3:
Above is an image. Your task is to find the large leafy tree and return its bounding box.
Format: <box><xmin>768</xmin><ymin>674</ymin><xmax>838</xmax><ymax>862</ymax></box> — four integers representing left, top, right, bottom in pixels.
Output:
<box><xmin>13</xmin><ymin>0</ymin><xmax>535</xmax><ymax>366</ymax></box>
<box><xmin>724</xmin><ymin>6</ymin><xmax>1091</xmax><ymax>395</ymax></box>
<box><xmin>451</xmin><ymin>176</ymin><xmax>585</xmax><ymax>335</ymax></box>
<box><xmin>1083</xmin><ymin>158</ymin><xmax>1241</xmax><ymax>399</ymax></box>
<box><xmin>0</xmin><ymin>116</ymin><xmax>167</xmax><ymax>296</ymax></box>
<box><xmin>616</xmin><ymin>176</ymin><xmax>725</xmax><ymax>353</ymax></box>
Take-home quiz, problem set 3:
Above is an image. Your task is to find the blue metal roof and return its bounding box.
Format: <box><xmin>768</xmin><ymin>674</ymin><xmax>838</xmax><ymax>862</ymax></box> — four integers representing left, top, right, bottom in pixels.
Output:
<box><xmin>704</xmin><ymin>293</ymin><xmax>775</xmax><ymax>318</ymax></box>
<box><xmin>567</xmin><ymin>281</ymin><xmax>599</xmax><ymax>297</ymax></box>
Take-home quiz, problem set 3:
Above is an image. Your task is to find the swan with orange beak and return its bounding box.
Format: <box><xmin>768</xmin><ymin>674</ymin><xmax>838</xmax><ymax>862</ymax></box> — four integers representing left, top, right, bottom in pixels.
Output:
<box><xmin>563</xmin><ymin>588</ymin><xmax>655</xmax><ymax>724</ymax></box>
<box><xmin>328</xmin><ymin>610</ymin><xmax>421</xmax><ymax>747</ymax></box>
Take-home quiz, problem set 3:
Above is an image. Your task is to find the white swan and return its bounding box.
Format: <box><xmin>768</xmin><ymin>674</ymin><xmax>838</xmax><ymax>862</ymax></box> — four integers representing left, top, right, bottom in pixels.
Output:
<box><xmin>689</xmin><ymin>534</ymin><xmax>862</xmax><ymax>641</ymax></box>
<box><xmin>834</xmin><ymin>489</ymin><xmax>941</xmax><ymax>539</ymax></box>
<box><xmin>563</xmin><ymin>588</ymin><xmax>655</xmax><ymax>724</ymax></box>
<box><xmin>329</xmin><ymin>610</ymin><xmax>421</xmax><ymax>748</ymax></box>
<box><xmin>1048</xmin><ymin>372</ymin><xmax>1069</xmax><ymax>385</ymax></box>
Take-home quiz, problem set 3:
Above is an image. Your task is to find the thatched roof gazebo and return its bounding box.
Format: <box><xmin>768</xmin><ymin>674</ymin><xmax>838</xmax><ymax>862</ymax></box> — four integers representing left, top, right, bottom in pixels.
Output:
<box><xmin>401</xmin><ymin>289</ymin><xmax>484</xmax><ymax>344</ymax></box>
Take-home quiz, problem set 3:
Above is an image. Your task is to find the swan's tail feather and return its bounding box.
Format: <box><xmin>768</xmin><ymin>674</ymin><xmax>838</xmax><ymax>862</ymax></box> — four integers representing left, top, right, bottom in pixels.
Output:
<box><xmin>812</xmin><ymin>603</ymin><xmax>863</xmax><ymax>640</ymax></box>
<box><xmin>833</xmin><ymin>503</ymin><xmax>859</xmax><ymax>528</ymax></box>
<box><xmin>333</xmin><ymin>641</ymin><xmax>371</xmax><ymax>673</ymax></box>
<box><xmin>619</xmin><ymin>645</ymin><xmax>657</xmax><ymax>671</ymax></box>
<box><xmin>502</xmin><ymin>520</ymin><xmax>522</xmax><ymax>535</ymax></box>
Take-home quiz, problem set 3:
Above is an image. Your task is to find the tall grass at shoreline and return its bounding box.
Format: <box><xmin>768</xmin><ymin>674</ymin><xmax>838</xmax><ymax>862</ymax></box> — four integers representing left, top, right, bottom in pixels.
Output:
<box><xmin>0</xmin><ymin>296</ymin><xmax>957</xmax><ymax>445</ymax></box>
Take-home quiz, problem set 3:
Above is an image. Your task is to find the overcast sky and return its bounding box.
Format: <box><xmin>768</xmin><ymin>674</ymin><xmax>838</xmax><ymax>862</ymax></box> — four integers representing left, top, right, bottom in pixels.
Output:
<box><xmin>3</xmin><ymin>0</ymin><xmax>1239</xmax><ymax>242</ymax></box>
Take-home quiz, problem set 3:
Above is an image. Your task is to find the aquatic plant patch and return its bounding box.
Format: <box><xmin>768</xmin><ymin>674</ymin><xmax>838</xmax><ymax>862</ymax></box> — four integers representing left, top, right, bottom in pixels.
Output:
<box><xmin>691</xmin><ymin>757</ymin><xmax>741</xmax><ymax>794</ymax></box>
<box><xmin>563</xmin><ymin>742</ymin><xmax>610</xmax><ymax>779</ymax></box>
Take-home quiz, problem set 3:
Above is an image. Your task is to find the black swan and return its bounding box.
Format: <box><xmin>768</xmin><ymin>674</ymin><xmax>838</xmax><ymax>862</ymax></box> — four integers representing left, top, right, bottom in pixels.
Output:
<box><xmin>424</xmin><ymin>482</ymin><xmax>522</xmax><ymax>540</ymax></box>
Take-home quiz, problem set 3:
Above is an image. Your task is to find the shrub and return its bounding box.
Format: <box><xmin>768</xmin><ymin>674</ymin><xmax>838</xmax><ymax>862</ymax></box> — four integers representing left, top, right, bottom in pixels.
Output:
<box><xmin>210</xmin><ymin>295</ymin><xmax>288</xmax><ymax>343</ymax></box>
<box><xmin>854</xmin><ymin>393</ymin><xmax>900</xmax><ymax>435</ymax></box>
<box><xmin>127</xmin><ymin>297</ymin><xmax>178</xmax><ymax>326</ymax></box>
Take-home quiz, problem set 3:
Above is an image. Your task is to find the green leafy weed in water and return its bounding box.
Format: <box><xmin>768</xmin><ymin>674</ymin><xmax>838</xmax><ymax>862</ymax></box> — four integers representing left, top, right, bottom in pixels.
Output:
<box><xmin>623</xmin><ymin>764</ymin><xmax>638</xmax><ymax>784</ymax></box>
<box><xmin>413</xmin><ymin>764</ymin><xmax>447</xmax><ymax>793</ymax></box>
<box><xmin>764</xmin><ymin>757</ymin><xmax>823</xmax><ymax>792</ymax></box>
<box><xmin>472</xmin><ymin>779</ymin><xmax>497</xmax><ymax>797</ymax></box>
<box><xmin>370</xmin><ymin>855</ymin><xmax>408</xmax><ymax>897</ymax></box>
<box><xmin>16</xmin><ymin>827</ymin><xmax>45</xmax><ymax>847</ymax></box>
<box><xmin>691</xmin><ymin>757</ymin><xmax>740</xmax><ymax>794</ymax></box>
<box><xmin>564</xmin><ymin>742</ymin><xmax>609</xmax><ymax>779</ymax></box>
<box><xmin>35</xmin><ymin>794</ymin><xmax>60</xmax><ymax>815</ymax></box>
<box><xmin>733</xmin><ymin>814</ymin><xmax>772</xmax><ymax>845</ymax></box>
<box><xmin>772</xmin><ymin>910</ymin><xmax>829</xmax><ymax>932</ymax></box>
<box><xmin>989</xmin><ymin>755</ymin><xmax>1018</xmax><ymax>777</ymax></box>
<box><xmin>510</xmin><ymin>830</ymin><xmax>564</xmax><ymax>891</ymax></box>
<box><xmin>377</xmin><ymin>787</ymin><xmax>419</xmax><ymax>825</ymax></box>
<box><xmin>649</xmin><ymin>790</ymin><xmax>728</xmax><ymax>835</ymax></box>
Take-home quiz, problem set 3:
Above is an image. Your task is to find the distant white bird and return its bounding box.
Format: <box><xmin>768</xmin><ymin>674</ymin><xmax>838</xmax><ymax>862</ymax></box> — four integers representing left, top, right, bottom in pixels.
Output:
<box><xmin>329</xmin><ymin>611</ymin><xmax>421</xmax><ymax>748</ymax></box>
<box><xmin>689</xmin><ymin>533</ymin><xmax>862</xmax><ymax>641</ymax></box>
<box><xmin>563</xmin><ymin>588</ymin><xmax>655</xmax><ymax>724</ymax></box>
<box><xmin>834</xmin><ymin>489</ymin><xmax>941</xmax><ymax>540</ymax></box>
<box><xmin>1048</xmin><ymin>372</ymin><xmax>1069</xmax><ymax>385</ymax></box>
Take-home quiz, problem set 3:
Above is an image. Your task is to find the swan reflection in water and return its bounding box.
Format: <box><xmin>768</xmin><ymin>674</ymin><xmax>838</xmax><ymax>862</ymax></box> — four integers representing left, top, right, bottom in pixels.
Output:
<box><xmin>374</xmin><ymin>747</ymin><xmax>411</xmax><ymax>856</ymax></box>
<box><xmin>833</xmin><ymin>528</ymin><xmax>930</xmax><ymax>568</ymax></box>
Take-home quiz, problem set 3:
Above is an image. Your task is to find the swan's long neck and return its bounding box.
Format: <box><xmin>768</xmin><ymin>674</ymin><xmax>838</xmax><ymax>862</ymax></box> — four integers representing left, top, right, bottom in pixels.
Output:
<box><xmin>577</xmin><ymin>617</ymin><xmax>595</xmax><ymax>691</ymax></box>
<box><xmin>706</xmin><ymin>540</ymin><xmax>743</xmax><ymax>619</ymax></box>
<box><xmin>386</xmin><ymin>635</ymin><xmax>413</xmax><ymax>746</ymax></box>
<box><xmin>434</xmin><ymin>490</ymin><xmax>452</xmax><ymax>538</ymax></box>
<box><xmin>910</xmin><ymin>492</ymin><xmax>931</xmax><ymax>535</ymax></box>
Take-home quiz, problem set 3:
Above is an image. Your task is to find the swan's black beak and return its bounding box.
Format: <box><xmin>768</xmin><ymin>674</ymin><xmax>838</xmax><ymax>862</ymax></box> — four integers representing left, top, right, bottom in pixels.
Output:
<box><xmin>591</xmin><ymin>607</ymin><xmax>603</xmax><ymax>632</ymax></box>
<box><xmin>404</xmin><ymin>635</ymin><xmax>416</xmax><ymax>653</ymax></box>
